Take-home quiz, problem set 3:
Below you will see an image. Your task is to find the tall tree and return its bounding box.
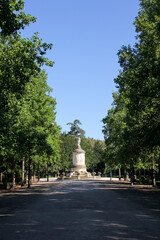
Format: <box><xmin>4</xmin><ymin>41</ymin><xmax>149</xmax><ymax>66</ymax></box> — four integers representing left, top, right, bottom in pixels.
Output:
<box><xmin>102</xmin><ymin>0</ymin><xmax>160</xmax><ymax>185</ymax></box>
<box><xmin>59</xmin><ymin>133</ymin><xmax>77</xmax><ymax>172</ymax></box>
<box><xmin>0</xmin><ymin>0</ymin><xmax>60</xmax><ymax>187</ymax></box>
<box><xmin>67</xmin><ymin>119</ymin><xmax>85</xmax><ymax>136</ymax></box>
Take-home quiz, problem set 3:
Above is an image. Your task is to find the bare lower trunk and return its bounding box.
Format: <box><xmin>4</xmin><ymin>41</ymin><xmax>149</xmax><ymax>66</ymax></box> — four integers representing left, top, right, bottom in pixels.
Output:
<box><xmin>33</xmin><ymin>164</ymin><xmax>36</xmax><ymax>183</ymax></box>
<box><xmin>0</xmin><ymin>173</ymin><xmax>2</xmax><ymax>183</ymax></box>
<box><xmin>152</xmin><ymin>152</ymin><xmax>156</xmax><ymax>187</ymax></box>
<box><xmin>38</xmin><ymin>166</ymin><xmax>40</xmax><ymax>182</ymax></box>
<box><xmin>11</xmin><ymin>159</ymin><xmax>15</xmax><ymax>188</ymax></box>
<box><xmin>124</xmin><ymin>167</ymin><xmax>127</xmax><ymax>181</ymax></box>
<box><xmin>130</xmin><ymin>166</ymin><xmax>134</xmax><ymax>186</ymax></box>
<box><xmin>47</xmin><ymin>162</ymin><xmax>49</xmax><ymax>182</ymax></box>
<box><xmin>21</xmin><ymin>157</ymin><xmax>25</xmax><ymax>186</ymax></box>
<box><xmin>110</xmin><ymin>169</ymin><xmax>112</xmax><ymax>181</ymax></box>
<box><xmin>119</xmin><ymin>168</ymin><xmax>121</xmax><ymax>181</ymax></box>
<box><xmin>28</xmin><ymin>154</ymin><xmax>32</xmax><ymax>188</ymax></box>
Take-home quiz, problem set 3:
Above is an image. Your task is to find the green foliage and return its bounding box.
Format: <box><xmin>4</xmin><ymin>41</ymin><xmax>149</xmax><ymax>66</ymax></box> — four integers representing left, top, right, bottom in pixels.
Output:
<box><xmin>0</xmin><ymin>0</ymin><xmax>36</xmax><ymax>37</ymax></box>
<box><xmin>102</xmin><ymin>0</ymin><xmax>160</xmax><ymax>178</ymax></box>
<box><xmin>81</xmin><ymin>137</ymin><xmax>105</xmax><ymax>172</ymax></box>
<box><xmin>0</xmin><ymin>0</ymin><xmax>60</xmax><ymax>187</ymax></box>
<box><xmin>67</xmin><ymin>119</ymin><xmax>85</xmax><ymax>136</ymax></box>
<box><xmin>59</xmin><ymin>133</ymin><xmax>77</xmax><ymax>172</ymax></box>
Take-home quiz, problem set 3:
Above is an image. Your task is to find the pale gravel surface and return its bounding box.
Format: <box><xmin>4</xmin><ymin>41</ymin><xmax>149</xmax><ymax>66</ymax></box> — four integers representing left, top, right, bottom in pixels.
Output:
<box><xmin>0</xmin><ymin>180</ymin><xmax>160</xmax><ymax>240</ymax></box>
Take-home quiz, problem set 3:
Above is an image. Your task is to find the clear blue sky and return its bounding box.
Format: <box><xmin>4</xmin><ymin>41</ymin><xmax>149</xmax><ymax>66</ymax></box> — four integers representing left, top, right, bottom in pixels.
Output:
<box><xmin>23</xmin><ymin>0</ymin><xmax>140</xmax><ymax>140</ymax></box>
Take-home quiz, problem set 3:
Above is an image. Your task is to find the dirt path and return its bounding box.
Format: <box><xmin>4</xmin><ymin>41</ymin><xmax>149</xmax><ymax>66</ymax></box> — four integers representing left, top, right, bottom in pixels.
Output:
<box><xmin>0</xmin><ymin>180</ymin><xmax>160</xmax><ymax>240</ymax></box>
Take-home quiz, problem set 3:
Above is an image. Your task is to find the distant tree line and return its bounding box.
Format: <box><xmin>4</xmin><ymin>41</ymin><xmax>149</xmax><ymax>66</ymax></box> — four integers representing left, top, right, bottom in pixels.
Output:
<box><xmin>102</xmin><ymin>0</ymin><xmax>160</xmax><ymax>186</ymax></box>
<box><xmin>59</xmin><ymin>134</ymin><xmax>105</xmax><ymax>175</ymax></box>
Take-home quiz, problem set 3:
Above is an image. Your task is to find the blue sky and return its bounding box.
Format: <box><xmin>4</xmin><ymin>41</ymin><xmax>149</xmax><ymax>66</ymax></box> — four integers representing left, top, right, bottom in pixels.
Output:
<box><xmin>23</xmin><ymin>0</ymin><xmax>140</xmax><ymax>140</ymax></box>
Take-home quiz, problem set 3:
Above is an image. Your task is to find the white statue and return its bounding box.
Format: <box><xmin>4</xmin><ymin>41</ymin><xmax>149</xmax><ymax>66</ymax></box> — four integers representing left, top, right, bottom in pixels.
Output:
<box><xmin>77</xmin><ymin>136</ymin><xmax>81</xmax><ymax>148</ymax></box>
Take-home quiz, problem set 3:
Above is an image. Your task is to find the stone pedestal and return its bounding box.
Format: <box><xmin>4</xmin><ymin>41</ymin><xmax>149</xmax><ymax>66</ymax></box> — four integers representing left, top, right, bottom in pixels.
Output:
<box><xmin>69</xmin><ymin>137</ymin><xmax>91</xmax><ymax>178</ymax></box>
<box><xmin>71</xmin><ymin>147</ymin><xmax>86</xmax><ymax>173</ymax></box>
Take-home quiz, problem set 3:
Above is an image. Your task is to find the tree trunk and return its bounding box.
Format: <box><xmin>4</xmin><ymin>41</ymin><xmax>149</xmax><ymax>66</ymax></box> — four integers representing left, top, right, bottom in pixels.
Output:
<box><xmin>152</xmin><ymin>152</ymin><xmax>156</xmax><ymax>187</ymax></box>
<box><xmin>21</xmin><ymin>157</ymin><xmax>25</xmax><ymax>186</ymax></box>
<box><xmin>130</xmin><ymin>165</ymin><xmax>134</xmax><ymax>186</ymax></box>
<box><xmin>124</xmin><ymin>167</ymin><xmax>127</xmax><ymax>181</ymax></box>
<box><xmin>37</xmin><ymin>166</ymin><xmax>40</xmax><ymax>182</ymax></box>
<box><xmin>119</xmin><ymin>168</ymin><xmax>121</xmax><ymax>181</ymax></box>
<box><xmin>47</xmin><ymin>162</ymin><xmax>49</xmax><ymax>182</ymax></box>
<box><xmin>0</xmin><ymin>173</ymin><xmax>2</xmax><ymax>183</ymax></box>
<box><xmin>110</xmin><ymin>169</ymin><xmax>112</xmax><ymax>181</ymax></box>
<box><xmin>11</xmin><ymin>159</ymin><xmax>15</xmax><ymax>188</ymax></box>
<box><xmin>33</xmin><ymin>164</ymin><xmax>36</xmax><ymax>183</ymax></box>
<box><xmin>28</xmin><ymin>153</ymin><xmax>32</xmax><ymax>188</ymax></box>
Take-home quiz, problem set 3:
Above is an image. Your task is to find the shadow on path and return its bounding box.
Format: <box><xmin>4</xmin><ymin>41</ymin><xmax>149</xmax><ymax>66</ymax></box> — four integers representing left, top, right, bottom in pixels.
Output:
<box><xmin>0</xmin><ymin>180</ymin><xmax>160</xmax><ymax>240</ymax></box>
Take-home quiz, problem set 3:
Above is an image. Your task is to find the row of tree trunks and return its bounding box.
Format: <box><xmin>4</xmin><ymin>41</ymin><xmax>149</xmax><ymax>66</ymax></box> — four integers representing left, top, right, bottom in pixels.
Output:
<box><xmin>7</xmin><ymin>155</ymin><xmax>38</xmax><ymax>189</ymax></box>
<box><xmin>111</xmin><ymin>163</ymin><xmax>157</xmax><ymax>187</ymax></box>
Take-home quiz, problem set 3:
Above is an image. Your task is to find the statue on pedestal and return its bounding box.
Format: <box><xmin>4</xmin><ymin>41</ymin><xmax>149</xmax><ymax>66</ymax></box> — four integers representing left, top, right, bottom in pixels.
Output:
<box><xmin>68</xmin><ymin>135</ymin><xmax>91</xmax><ymax>178</ymax></box>
<box><xmin>77</xmin><ymin>136</ymin><xmax>81</xmax><ymax>149</ymax></box>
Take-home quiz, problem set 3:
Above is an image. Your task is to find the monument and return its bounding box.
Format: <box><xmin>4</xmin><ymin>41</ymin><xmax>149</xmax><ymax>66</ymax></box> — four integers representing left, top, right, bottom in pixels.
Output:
<box><xmin>69</xmin><ymin>137</ymin><xmax>91</xmax><ymax>178</ymax></box>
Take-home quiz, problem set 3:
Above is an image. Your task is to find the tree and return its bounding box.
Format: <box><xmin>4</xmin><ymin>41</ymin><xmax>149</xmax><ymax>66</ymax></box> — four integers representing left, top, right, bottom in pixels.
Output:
<box><xmin>81</xmin><ymin>138</ymin><xmax>105</xmax><ymax>173</ymax></box>
<box><xmin>102</xmin><ymin>0</ymin><xmax>160</xmax><ymax>185</ymax></box>
<box><xmin>59</xmin><ymin>133</ymin><xmax>77</xmax><ymax>172</ymax></box>
<box><xmin>0</xmin><ymin>0</ymin><xmax>36</xmax><ymax>38</ymax></box>
<box><xmin>67</xmin><ymin>119</ymin><xmax>85</xmax><ymax>136</ymax></box>
<box><xmin>16</xmin><ymin>71</ymin><xmax>60</xmax><ymax>186</ymax></box>
<box><xmin>0</xmin><ymin>0</ymin><xmax>60</xmax><ymax>187</ymax></box>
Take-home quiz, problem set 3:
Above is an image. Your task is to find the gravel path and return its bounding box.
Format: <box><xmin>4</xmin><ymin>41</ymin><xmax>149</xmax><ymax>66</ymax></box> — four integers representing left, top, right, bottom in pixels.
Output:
<box><xmin>0</xmin><ymin>180</ymin><xmax>160</xmax><ymax>240</ymax></box>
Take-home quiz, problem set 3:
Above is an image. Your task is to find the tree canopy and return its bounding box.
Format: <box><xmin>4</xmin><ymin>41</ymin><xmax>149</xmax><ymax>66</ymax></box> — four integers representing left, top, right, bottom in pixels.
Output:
<box><xmin>67</xmin><ymin>119</ymin><xmax>85</xmax><ymax>136</ymax></box>
<box><xmin>0</xmin><ymin>0</ymin><xmax>60</xmax><ymax>188</ymax></box>
<box><xmin>102</xmin><ymin>0</ymin><xmax>160</xmax><ymax>185</ymax></box>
